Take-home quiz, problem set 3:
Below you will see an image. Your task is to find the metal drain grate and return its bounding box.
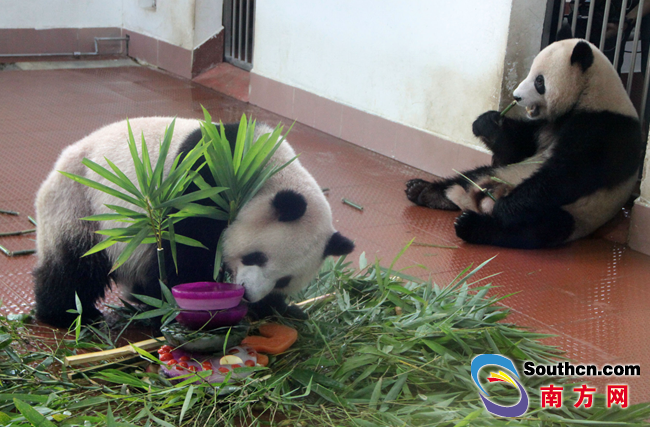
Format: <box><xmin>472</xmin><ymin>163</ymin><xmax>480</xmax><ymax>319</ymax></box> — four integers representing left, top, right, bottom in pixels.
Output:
<box><xmin>223</xmin><ymin>0</ymin><xmax>255</xmax><ymax>71</ymax></box>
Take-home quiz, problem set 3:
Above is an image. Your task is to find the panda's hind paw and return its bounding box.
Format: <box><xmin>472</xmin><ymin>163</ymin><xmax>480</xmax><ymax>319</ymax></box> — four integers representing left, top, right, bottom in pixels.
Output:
<box><xmin>405</xmin><ymin>179</ymin><xmax>429</xmax><ymax>204</ymax></box>
<box><xmin>454</xmin><ymin>211</ymin><xmax>495</xmax><ymax>244</ymax></box>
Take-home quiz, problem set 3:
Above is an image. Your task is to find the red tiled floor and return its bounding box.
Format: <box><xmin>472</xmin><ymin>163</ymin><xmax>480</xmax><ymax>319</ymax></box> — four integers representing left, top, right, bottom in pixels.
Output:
<box><xmin>193</xmin><ymin>62</ymin><xmax>250</xmax><ymax>102</ymax></box>
<box><xmin>2</xmin><ymin>63</ymin><xmax>650</xmax><ymax>403</ymax></box>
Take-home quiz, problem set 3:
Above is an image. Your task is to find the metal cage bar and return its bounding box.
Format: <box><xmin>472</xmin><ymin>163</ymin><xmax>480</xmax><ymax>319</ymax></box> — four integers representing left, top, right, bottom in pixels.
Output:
<box><xmin>224</xmin><ymin>0</ymin><xmax>255</xmax><ymax>71</ymax></box>
<box><xmin>612</xmin><ymin>0</ymin><xmax>629</xmax><ymax>67</ymax></box>
<box><xmin>626</xmin><ymin>0</ymin><xmax>645</xmax><ymax>94</ymax></box>
<box><xmin>599</xmin><ymin>0</ymin><xmax>613</xmax><ymax>50</ymax></box>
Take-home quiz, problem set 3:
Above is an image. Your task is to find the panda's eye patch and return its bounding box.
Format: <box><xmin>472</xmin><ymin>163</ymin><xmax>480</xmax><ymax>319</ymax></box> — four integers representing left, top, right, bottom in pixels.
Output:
<box><xmin>534</xmin><ymin>75</ymin><xmax>545</xmax><ymax>95</ymax></box>
<box><xmin>274</xmin><ymin>275</ymin><xmax>292</xmax><ymax>289</ymax></box>
<box><xmin>241</xmin><ymin>252</ymin><xmax>268</xmax><ymax>267</ymax></box>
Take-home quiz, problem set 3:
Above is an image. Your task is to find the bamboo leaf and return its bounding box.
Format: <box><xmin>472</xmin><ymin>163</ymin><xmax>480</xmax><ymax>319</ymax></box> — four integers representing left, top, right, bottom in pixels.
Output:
<box><xmin>151</xmin><ymin>119</ymin><xmax>176</xmax><ymax>189</ymax></box>
<box><xmin>160</xmin><ymin>232</ymin><xmax>208</xmax><ymax>249</ymax></box>
<box><xmin>170</xmin><ymin>203</ymin><xmax>229</xmax><ymax>221</ymax></box>
<box><xmin>155</xmin><ymin>187</ymin><xmax>228</xmax><ymax>209</ymax></box>
<box><xmin>179</xmin><ymin>385</ymin><xmax>195</xmax><ymax>425</ymax></box>
<box><xmin>81</xmin><ymin>238</ymin><xmax>119</xmax><ymax>257</ymax></box>
<box><xmin>126</xmin><ymin>119</ymin><xmax>148</xmax><ymax>194</ymax></box>
<box><xmin>109</xmin><ymin>226</ymin><xmax>150</xmax><ymax>273</ymax></box>
<box><xmin>59</xmin><ymin>171</ymin><xmax>144</xmax><ymax>208</ymax></box>
<box><xmin>167</xmin><ymin>217</ymin><xmax>178</xmax><ymax>274</ymax></box>
<box><xmin>81</xmin><ymin>158</ymin><xmax>140</xmax><ymax>197</ymax></box>
<box><xmin>213</xmin><ymin>232</ymin><xmax>225</xmax><ymax>280</ymax></box>
<box><xmin>232</xmin><ymin>113</ymin><xmax>248</xmax><ymax>174</ymax></box>
<box><xmin>13</xmin><ymin>398</ymin><xmax>57</xmax><ymax>427</ymax></box>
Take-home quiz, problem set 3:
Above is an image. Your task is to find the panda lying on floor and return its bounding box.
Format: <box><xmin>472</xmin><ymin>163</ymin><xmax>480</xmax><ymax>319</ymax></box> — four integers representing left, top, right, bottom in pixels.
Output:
<box><xmin>406</xmin><ymin>39</ymin><xmax>643</xmax><ymax>249</ymax></box>
<box><xmin>33</xmin><ymin>118</ymin><xmax>354</xmax><ymax>327</ymax></box>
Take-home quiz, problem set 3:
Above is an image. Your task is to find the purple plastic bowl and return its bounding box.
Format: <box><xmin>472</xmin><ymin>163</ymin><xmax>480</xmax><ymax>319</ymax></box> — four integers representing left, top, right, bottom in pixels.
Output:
<box><xmin>172</xmin><ymin>282</ymin><xmax>245</xmax><ymax>311</ymax></box>
<box><xmin>175</xmin><ymin>302</ymin><xmax>248</xmax><ymax>329</ymax></box>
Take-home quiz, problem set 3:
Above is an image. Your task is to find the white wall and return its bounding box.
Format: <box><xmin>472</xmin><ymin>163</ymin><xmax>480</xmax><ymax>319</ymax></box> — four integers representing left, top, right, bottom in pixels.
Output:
<box><xmin>0</xmin><ymin>0</ymin><xmax>223</xmax><ymax>51</ymax></box>
<box><xmin>122</xmin><ymin>0</ymin><xmax>196</xmax><ymax>50</ymax></box>
<box><xmin>0</xmin><ymin>0</ymin><xmax>122</xmax><ymax>29</ymax></box>
<box><xmin>194</xmin><ymin>0</ymin><xmax>224</xmax><ymax>48</ymax></box>
<box><xmin>253</xmin><ymin>0</ymin><xmax>515</xmax><ymax>150</ymax></box>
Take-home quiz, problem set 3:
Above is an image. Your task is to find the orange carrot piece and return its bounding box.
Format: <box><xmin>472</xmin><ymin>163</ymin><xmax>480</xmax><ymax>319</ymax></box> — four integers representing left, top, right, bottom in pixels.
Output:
<box><xmin>256</xmin><ymin>353</ymin><xmax>269</xmax><ymax>367</ymax></box>
<box><xmin>241</xmin><ymin>323</ymin><xmax>298</xmax><ymax>354</ymax></box>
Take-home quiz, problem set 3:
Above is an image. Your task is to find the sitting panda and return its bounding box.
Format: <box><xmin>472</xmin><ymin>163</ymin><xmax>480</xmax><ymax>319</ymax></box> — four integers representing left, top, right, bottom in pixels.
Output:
<box><xmin>33</xmin><ymin>117</ymin><xmax>354</xmax><ymax>327</ymax></box>
<box><xmin>405</xmin><ymin>39</ymin><xmax>643</xmax><ymax>249</ymax></box>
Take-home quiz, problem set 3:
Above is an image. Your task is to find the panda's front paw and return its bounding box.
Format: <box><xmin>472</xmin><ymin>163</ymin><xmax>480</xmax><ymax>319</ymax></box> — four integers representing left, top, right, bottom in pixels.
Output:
<box><xmin>472</xmin><ymin>111</ymin><xmax>502</xmax><ymax>144</ymax></box>
<box><xmin>405</xmin><ymin>179</ymin><xmax>430</xmax><ymax>204</ymax></box>
<box><xmin>454</xmin><ymin>211</ymin><xmax>494</xmax><ymax>244</ymax></box>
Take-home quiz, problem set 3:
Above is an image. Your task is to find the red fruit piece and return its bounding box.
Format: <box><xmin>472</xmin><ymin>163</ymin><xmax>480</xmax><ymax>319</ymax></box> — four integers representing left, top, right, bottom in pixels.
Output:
<box><xmin>158</xmin><ymin>345</ymin><xmax>172</xmax><ymax>354</ymax></box>
<box><xmin>167</xmin><ymin>359</ymin><xmax>178</xmax><ymax>367</ymax></box>
<box><xmin>244</xmin><ymin>360</ymin><xmax>255</xmax><ymax>367</ymax></box>
<box><xmin>202</xmin><ymin>361</ymin><xmax>213</xmax><ymax>370</ymax></box>
<box><xmin>188</xmin><ymin>366</ymin><xmax>197</xmax><ymax>372</ymax></box>
<box><xmin>241</xmin><ymin>323</ymin><xmax>298</xmax><ymax>354</ymax></box>
<box><xmin>218</xmin><ymin>367</ymin><xmax>230</xmax><ymax>373</ymax></box>
<box><xmin>160</xmin><ymin>353</ymin><xmax>174</xmax><ymax>362</ymax></box>
<box><xmin>179</xmin><ymin>355</ymin><xmax>190</xmax><ymax>362</ymax></box>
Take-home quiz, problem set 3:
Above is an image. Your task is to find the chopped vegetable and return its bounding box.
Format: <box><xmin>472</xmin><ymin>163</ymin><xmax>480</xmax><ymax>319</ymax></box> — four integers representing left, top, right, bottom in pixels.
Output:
<box><xmin>256</xmin><ymin>353</ymin><xmax>269</xmax><ymax>367</ymax></box>
<box><xmin>241</xmin><ymin>323</ymin><xmax>298</xmax><ymax>354</ymax></box>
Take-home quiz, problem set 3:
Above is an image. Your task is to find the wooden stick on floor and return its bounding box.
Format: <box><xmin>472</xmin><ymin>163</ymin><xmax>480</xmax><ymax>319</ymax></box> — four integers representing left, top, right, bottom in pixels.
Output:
<box><xmin>64</xmin><ymin>337</ymin><xmax>165</xmax><ymax>367</ymax></box>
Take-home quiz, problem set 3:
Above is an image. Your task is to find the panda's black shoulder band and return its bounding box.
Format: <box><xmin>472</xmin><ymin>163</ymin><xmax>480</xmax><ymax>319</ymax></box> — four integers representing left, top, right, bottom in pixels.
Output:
<box><xmin>571</xmin><ymin>41</ymin><xmax>594</xmax><ymax>72</ymax></box>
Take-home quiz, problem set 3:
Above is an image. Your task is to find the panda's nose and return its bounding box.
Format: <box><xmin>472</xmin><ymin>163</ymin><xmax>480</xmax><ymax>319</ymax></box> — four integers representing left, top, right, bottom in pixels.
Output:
<box><xmin>513</xmin><ymin>95</ymin><xmax>522</xmax><ymax>102</ymax></box>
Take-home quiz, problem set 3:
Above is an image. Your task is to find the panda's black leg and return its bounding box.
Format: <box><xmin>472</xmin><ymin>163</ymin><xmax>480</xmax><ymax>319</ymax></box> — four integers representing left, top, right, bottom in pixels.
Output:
<box><xmin>406</xmin><ymin>166</ymin><xmax>495</xmax><ymax>210</ymax></box>
<box><xmin>248</xmin><ymin>292</ymin><xmax>308</xmax><ymax>321</ymax></box>
<box><xmin>33</xmin><ymin>236</ymin><xmax>111</xmax><ymax>328</ymax></box>
<box><xmin>454</xmin><ymin>208</ymin><xmax>574</xmax><ymax>249</ymax></box>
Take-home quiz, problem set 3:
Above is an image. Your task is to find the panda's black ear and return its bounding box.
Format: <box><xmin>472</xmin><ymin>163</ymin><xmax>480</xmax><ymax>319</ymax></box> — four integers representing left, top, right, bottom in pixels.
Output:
<box><xmin>324</xmin><ymin>232</ymin><xmax>355</xmax><ymax>257</ymax></box>
<box><xmin>272</xmin><ymin>190</ymin><xmax>307</xmax><ymax>222</ymax></box>
<box><xmin>571</xmin><ymin>41</ymin><xmax>594</xmax><ymax>72</ymax></box>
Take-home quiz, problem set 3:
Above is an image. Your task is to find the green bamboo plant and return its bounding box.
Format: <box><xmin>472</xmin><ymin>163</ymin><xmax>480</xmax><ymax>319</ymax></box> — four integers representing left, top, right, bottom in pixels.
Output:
<box><xmin>60</xmin><ymin>118</ymin><xmax>225</xmax><ymax>283</ymax></box>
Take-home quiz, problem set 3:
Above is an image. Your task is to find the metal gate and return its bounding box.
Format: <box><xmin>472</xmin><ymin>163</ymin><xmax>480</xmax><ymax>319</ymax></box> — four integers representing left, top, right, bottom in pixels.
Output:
<box><xmin>545</xmin><ymin>0</ymin><xmax>650</xmax><ymax>121</ymax></box>
<box><xmin>223</xmin><ymin>0</ymin><xmax>255</xmax><ymax>71</ymax></box>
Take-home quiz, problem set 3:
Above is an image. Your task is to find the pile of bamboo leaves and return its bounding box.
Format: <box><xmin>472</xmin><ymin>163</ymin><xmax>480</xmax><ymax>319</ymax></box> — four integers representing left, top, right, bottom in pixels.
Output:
<box><xmin>2</xmin><ymin>252</ymin><xmax>650</xmax><ymax>426</ymax></box>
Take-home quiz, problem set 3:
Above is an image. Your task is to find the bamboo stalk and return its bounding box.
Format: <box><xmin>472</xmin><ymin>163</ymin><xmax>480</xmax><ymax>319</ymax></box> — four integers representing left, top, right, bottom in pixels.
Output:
<box><xmin>295</xmin><ymin>293</ymin><xmax>334</xmax><ymax>307</ymax></box>
<box><xmin>28</xmin><ymin>216</ymin><xmax>37</xmax><ymax>226</ymax></box>
<box><xmin>157</xmin><ymin>248</ymin><xmax>167</xmax><ymax>283</ymax></box>
<box><xmin>10</xmin><ymin>249</ymin><xmax>36</xmax><ymax>256</ymax></box>
<box><xmin>342</xmin><ymin>198</ymin><xmax>363</xmax><ymax>211</ymax></box>
<box><xmin>0</xmin><ymin>229</ymin><xmax>36</xmax><ymax>237</ymax></box>
<box><xmin>64</xmin><ymin>337</ymin><xmax>165</xmax><ymax>366</ymax></box>
<box><xmin>412</xmin><ymin>242</ymin><xmax>459</xmax><ymax>249</ymax></box>
<box><xmin>500</xmin><ymin>100</ymin><xmax>517</xmax><ymax>117</ymax></box>
<box><xmin>0</xmin><ymin>209</ymin><xmax>19</xmax><ymax>216</ymax></box>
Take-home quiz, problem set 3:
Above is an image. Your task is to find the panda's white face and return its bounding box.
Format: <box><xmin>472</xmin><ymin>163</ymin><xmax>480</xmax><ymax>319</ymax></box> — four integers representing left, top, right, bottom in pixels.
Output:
<box><xmin>221</xmin><ymin>142</ymin><xmax>354</xmax><ymax>303</ymax></box>
<box><xmin>513</xmin><ymin>39</ymin><xmax>637</xmax><ymax>120</ymax></box>
<box><xmin>513</xmin><ymin>40</ymin><xmax>584</xmax><ymax>120</ymax></box>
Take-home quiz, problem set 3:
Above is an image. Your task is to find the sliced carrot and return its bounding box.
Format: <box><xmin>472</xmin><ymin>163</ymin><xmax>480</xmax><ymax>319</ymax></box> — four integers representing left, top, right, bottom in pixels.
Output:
<box><xmin>256</xmin><ymin>353</ymin><xmax>269</xmax><ymax>367</ymax></box>
<box><xmin>241</xmin><ymin>323</ymin><xmax>298</xmax><ymax>354</ymax></box>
